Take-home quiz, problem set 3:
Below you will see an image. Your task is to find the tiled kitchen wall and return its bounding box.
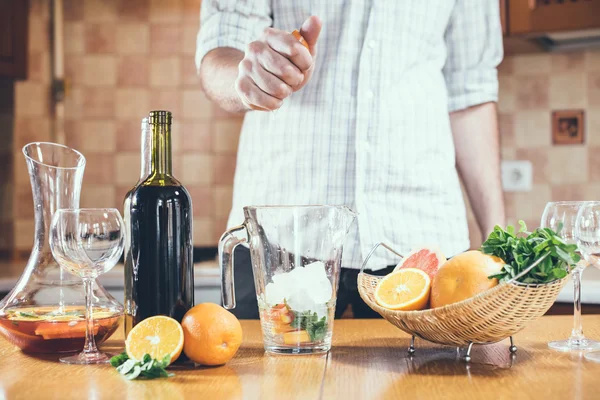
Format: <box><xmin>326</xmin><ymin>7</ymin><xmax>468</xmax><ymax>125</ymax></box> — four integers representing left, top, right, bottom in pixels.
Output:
<box><xmin>467</xmin><ymin>51</ymin><xmax>600</xmax><ymax>248</ymax></box>
<box><xmin>7</xmin><ymin>0</ymin><xmax>600</xmax><ymax>253</ymax></box>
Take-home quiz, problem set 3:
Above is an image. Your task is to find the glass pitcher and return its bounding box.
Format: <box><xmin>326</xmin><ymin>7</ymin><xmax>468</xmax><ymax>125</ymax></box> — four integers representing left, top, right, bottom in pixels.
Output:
<box><xmin>219</xmin><ymin>205</ymin><xmax>356</xmax><ymax>354</ymax></box>
<box><xmin>0</xmin><ymin>143</ymin><xmax>123</xmax><ymax>353</ymax></box>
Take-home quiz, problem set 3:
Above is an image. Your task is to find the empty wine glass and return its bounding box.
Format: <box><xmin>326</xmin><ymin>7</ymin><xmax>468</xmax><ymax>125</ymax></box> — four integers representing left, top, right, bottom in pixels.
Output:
<box><xmin>49</xmin><ymin>208</ymin><xmax>125</xmax><ymax>364</ymax></box>
<box><xmin>575</xmin><ymin>201</ymin><xmax>600</xmax><ymax>362</ymax></box>
<box><xmin>541</xmin><ymin>202</ymin><xmax>600</xmax><ymax>351</ymax></box>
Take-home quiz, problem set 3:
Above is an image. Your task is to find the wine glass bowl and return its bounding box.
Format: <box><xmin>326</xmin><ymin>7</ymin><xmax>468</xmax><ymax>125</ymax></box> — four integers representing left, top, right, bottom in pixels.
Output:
<box><xmin>575</xmin><ymin>202</ymin><xmax>600</xmax><ymax>362</ymax></box>
<box><xmin>540</xmin><ymin>201</ymin><xmax>600</xmax><ymax>352</ymax></box>
<box><xmin>49</xmin><ymin>208</ymin><xmax>125</xmax><ymax>364</ymax></box>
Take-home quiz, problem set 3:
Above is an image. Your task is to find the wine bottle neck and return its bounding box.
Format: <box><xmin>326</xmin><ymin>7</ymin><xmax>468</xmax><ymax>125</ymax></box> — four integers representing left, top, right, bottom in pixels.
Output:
<box><xmin>150</xmin><ymin>122</ymin><xmax>172</xmax><ymax>177</ymax></box>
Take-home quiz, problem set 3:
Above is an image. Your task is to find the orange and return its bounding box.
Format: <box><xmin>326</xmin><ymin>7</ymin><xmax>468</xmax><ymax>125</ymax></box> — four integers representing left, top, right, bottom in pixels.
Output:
<box><xmin>374</xmin><ymin>268</ymin><xmax>431</xmax><ymax>311</ymax></box>
<box><xmin>431</xmin><ymin>250</ymin><xmax>505</xmax><ymax>308</ymax></box>
<box><xmin>125</xmin><ymin>315</ymin><xmax>184</xmax><ymax>365</ymax></box>
<box><xmin>292</xmin><ymin>30</ymin><xmax>309</xmax><ymax>50</ymax></box>
<box><xmin>181</xmin><ymin>303</ymin><xmax>243</xmax><ymax>366</ymax></box>
<box><xmin>394</xmin><ymin>245</ymin><xmax>447</xmax><ymax>281</ymax></box>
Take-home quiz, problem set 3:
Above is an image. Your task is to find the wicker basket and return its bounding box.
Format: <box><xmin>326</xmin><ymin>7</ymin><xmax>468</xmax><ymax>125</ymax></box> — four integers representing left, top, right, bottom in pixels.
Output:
<box><xmin>357</xmin><ymin>243</ymin><xmax>569</xmax><ymax>358</ymax></box>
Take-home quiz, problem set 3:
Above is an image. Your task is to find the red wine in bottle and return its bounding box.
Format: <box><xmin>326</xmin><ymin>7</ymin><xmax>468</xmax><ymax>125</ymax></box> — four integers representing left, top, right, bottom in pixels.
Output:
<box><xmin>124</xmin><ymin>111</ymin><xmax>194</xmax><ymax>336</ymax></box>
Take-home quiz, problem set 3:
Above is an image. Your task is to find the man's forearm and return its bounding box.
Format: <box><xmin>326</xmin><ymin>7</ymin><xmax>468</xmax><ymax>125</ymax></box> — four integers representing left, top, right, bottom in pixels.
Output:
<box><xmin>450</xmin><ymin>102</ymin><xmax>505</xmax><ymax>240</ymax></box>
<box><xmin>199</xmin><ymin>48</ymin><xmax>247</xmax><ymax>114</ymax></box>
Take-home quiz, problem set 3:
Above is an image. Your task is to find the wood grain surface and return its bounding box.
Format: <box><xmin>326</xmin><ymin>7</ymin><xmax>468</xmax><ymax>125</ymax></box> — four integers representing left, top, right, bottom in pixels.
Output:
<box><xmin>1</xmin><ymin>316</ymin><xmax>600</xmax><ymax>399</ymax></box>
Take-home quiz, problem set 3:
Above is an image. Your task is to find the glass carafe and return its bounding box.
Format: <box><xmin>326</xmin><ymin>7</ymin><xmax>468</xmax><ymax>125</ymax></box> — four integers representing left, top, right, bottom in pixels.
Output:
<box><xmin>0</xmin><ymin>143</ymin><xmax>123</xmax><ymax>353</ymax></box>
<box><xmin>219</xmin><ymin>205</ymin><xmax>356</xmax><ymax>354</ymax></box>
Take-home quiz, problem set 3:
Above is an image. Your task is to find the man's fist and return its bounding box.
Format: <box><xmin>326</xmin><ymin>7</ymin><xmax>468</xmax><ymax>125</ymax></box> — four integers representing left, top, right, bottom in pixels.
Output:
<box><xmin>235</xmin><ymin>16</ymin><xmax>322</xmax><ymax>111</ymax></box>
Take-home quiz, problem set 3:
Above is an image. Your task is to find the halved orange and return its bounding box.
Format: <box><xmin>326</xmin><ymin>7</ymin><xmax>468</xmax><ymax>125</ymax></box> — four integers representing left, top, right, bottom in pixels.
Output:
<box><xmin>125</xmin><ymin>316</ymin><xmax>184</xmax><ymax>365</ymax></box>
<box><xmin>374</xmin><ymin>268</ymin><xmax>431</xmax><ymax>311</ymax></box>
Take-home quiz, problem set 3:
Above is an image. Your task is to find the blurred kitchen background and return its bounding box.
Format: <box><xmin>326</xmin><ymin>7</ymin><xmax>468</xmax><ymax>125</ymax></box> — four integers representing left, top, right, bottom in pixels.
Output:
<box><xmin>0</xmin><ymin>0</ymin><xmax>599</xmax><ymax>310</ymax></box>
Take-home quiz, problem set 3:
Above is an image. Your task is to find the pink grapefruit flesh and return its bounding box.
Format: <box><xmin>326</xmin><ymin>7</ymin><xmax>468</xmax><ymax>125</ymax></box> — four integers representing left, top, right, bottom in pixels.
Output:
<box><xmin>394</xmin><ymin>247</ymin><xmax>446</xmax><ymax>281</ymax></box>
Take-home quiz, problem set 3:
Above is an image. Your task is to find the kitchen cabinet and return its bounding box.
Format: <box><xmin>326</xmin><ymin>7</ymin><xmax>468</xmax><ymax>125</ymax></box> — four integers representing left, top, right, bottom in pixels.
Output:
<box><xmin>0</xmin><ymin>0</ymin><xmax>28</xmax><ymax>80</ymax></box>
<box><xmin>508</xmin><ymin>0</ymin><xmax>600</xmax><ymax>35</ymax></box>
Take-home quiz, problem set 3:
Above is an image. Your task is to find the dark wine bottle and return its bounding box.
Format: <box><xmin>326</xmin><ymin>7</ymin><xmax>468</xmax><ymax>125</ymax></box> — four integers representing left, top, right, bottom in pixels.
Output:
<box><xmin>124</xmin><ymin>111</ymin><xmax>194</xmax><ymax>336</ymax></box>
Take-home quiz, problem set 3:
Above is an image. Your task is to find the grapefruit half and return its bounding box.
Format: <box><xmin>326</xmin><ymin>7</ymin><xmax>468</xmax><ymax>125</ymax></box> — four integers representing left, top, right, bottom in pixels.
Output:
<box><xmin>394</xmin><ymin>246</ymin><xmax>446</xmax><ymax>281</ymax></box>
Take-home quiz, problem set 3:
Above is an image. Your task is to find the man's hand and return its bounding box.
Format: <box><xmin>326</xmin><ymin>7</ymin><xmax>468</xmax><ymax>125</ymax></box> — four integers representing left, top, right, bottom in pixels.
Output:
<box><xmin>235</xmin><ymin>16</ymin><xmax>322</xmax><ymax>111</ymax></box>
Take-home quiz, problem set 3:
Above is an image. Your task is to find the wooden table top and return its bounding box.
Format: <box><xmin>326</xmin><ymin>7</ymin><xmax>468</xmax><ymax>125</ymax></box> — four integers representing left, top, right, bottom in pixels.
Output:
<box><xmin>1</xmin><ymin>316</ymin><xmax>600</xmax><ymax>400</ymax></box>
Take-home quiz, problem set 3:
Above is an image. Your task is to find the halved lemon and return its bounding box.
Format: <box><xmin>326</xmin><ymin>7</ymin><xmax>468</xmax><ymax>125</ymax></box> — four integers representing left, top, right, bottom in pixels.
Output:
<box><xmin>374</xmin><ymin>268</ymin><xmax>431</xmax><ymax>311</ymax></box>
<box><xmin>125</xmin><ymin>316</ymin><xmax>184</xmax><ymax>365</ymax></box>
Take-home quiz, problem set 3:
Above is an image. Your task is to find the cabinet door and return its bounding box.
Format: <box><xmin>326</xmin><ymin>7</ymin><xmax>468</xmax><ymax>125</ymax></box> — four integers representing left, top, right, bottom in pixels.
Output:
<box><xmin>0</xmin><ymin>0</ymin><xmax>29</xmax><ymax>79</ymax></box>
<box><xmin>509</xmin><ymin>0</ymin><xmax>600</xmax><ymax>35</ymax></box>
<box><xmin>500</xmin><ymin>0</ymin><xmax>507</xmax><ymax>36</ymax></box>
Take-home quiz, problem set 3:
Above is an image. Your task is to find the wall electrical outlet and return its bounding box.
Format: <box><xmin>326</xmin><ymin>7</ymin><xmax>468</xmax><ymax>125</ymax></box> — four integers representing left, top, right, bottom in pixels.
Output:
<box><xmin>501</xmin><ymin>160</ymin><xmax>533</xmax><ymax>192</ymax></box>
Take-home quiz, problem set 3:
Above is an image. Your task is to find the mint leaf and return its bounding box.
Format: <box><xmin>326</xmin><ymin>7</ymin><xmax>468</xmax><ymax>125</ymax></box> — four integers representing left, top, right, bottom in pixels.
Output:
<box><xmin>112</xmin><ymin>353</ymin><xmax>173</xmax><ymax>380</ymax></box>
<box><xmin>110</xmin><ymin>352</ymin><xmax>129</xmax><ymax>367</ymax></box>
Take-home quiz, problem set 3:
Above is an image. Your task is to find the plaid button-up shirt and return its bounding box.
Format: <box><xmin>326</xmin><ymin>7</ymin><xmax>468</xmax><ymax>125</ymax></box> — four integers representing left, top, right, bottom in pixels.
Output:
<box><xmin>196</xmin><ymin>0</ymin><xmax>503</xmax><ymax>269</ymax></box>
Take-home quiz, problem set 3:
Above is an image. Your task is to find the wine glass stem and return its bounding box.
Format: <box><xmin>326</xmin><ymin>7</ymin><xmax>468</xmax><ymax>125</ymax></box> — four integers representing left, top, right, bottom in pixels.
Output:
<box><xmin>82</xmin><ymin>278</ymin><xmax>99</xmax><ymax>354</ymax></box>
<box><xmin>571</xmin><ymin>270</ymin><xmax>584</xmax><ymax>342</ymax></box>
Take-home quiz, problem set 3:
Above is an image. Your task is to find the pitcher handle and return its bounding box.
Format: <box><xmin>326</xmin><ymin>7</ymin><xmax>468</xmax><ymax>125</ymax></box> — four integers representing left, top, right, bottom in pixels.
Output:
<box><xmin>218</xmin><ymin>224</ymin><xmax>248</xmax><ymax>309</ymax></box>
<box><xmin>360</xmin><ymin>242</ymin><xmax>403</xmax><ymax>273</ymax></box>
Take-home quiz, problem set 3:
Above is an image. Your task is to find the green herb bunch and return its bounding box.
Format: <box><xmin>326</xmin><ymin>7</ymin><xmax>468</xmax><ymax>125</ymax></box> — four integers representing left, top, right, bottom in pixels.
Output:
<box><xmin>110</xmin><ymin>352</ymin><xmax>173</xmax><ymax>380</ymax></box>
<box><xmin>289</xmin><ymin>310</ymin><xmax>327</xmax><ymax>342</ymax></box>
<box><xmin>481</xmin><ymin>221</ymin><xmax>580</xmax><ymax>284</ymax></box>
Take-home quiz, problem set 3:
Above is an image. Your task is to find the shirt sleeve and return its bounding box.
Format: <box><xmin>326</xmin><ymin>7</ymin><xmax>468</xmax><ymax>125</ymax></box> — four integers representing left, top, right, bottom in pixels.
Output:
<box><xmin>442</xmin><ymin>0</ymin><xmax>503</xmax><ymax>113</ymax></box>
<box><xmin>195</xmin><ymin>0</ymin><xmax>273</xmax><ymax>72</ymax></box>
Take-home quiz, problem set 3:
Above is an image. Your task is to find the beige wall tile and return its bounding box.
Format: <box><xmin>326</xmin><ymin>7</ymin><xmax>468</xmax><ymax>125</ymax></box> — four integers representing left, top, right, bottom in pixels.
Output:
<box><xmin>589</xmin><ymin>71</ymin><xmax>600</xmax><ymax>106</ymax></box>
<box><xmin>514</xmin><ymin>111</ymin><xmax>551</xmax><ymax>148</ymax></box>
<box><xmin>64</xmin><ymin>22</ymin><xmax>84</xmax><ymax>54</ymax></box>
<box><xmin>115</xmin><ymin>88</ymin><xmax>150</xmax><ymax>119</ymax></box>
<box><xmin>182</xmin><ymin>89</ymin><xmax>213</xmax><ymax>119</ymax></box>
<box><xmin>28</xmin><ymin>51</ymin><xmax>50</xmax><ymax>83</ymax></box>
<box><xmin>150</xmin><ymin>57</ymin><xmax>181</xmax><ymax>87</ymax></box>
<box><xmin>115</xmin><ymin>153</ymin><xmax>142</xmax><ymax>186</ymax></box>
<box><xmin>63</xmin><ymin>0</ymin><xmax>84</xmax><ymax>22</ymax></box>
<box><xmin>214</xmin><ymin>185</ymin><xmax>233</xmax><ymax>219</ymax></box>
<box><xmin>585</xmin><ymin>184</ymin><xmax>600</xmax><ymax>200</ymax></box>
<box><xmin>516</xmin><ymin>75</ymin><xmax>549</xmax><ymax>110</ymax></box>
<box><xmin>84</xmin><ymin>154</ymin><xmax>115</xmax><ymax>184</ymax></box>
<box><xmin>117</xmin><ymin>55</ymin><xmax>150</xmax><ymax>86</ymax></box>
<box><xmin>13</xmin><ymin>118</ymin><xmax>52</xmax><ymax>149</ymax></box>
<box><xmin>185</xmin><ymin>185</ymin><xmax>213</xmax><ymax>217</ymax></box>
<box><xmin>65</xmin><ymin>55</ymin><xmax>84</xmax><ymax>85</ymax></box>
<box><xmin>181</xmin><ymin>121</ymin><xmax>212</xmax><ymax>152</ymax></box>
<box><xmin>497</xmin><ymin>76</ymin><xmax>516</xmax><ymax>113</ymax></box>
<box><xmin>116</xmin><ymin>121</ymin><xmax>143</xmax><ymax>151</ymax></box>
<box><xmin>585</xmin><ymin>51</ymin><xmax>600</xmax><ymax>71</ymax></box>
<box><xmin>14</xmin><ymin>82</ymin><xmax>48</xmax><ymax>117</ymax></box>
<box><xmin>149</xmin><ymin>89</ymin><xmax>182</xmax><ymax>118</ymax></box>
<box><xmin>213</xmin><ymin>154</ymin><xmax>237</xmax><ymax>185</ymax></box>
<box><xmin>213</xmin><ymin>119</ymin><xmax>243</xmax><ymax>154</ymax></box>
<box><xmin>590</xmin><ymin>146</ymin><xmax>600</xmax><ymax>182</ymax></box>
<box><xmin>150</xmin><ymin>24</ymin><xmax>182</xmax><ymax>55</ymax></box>
<box><xmin>516</xmin><ymin>148</ymin><xmax>548</xmax><ymax>184</ymax></box>
<box><xmin>83</xmin><ymin>0</ymin><xmax>117</xmax><ymax>22</ymax></box>
<box><xmin>81</xmin><ymin>183</ymin><xmax>117</xmax><ymax>209</ymax></box>
<box><xmin>547</xmin><ymin>147</ymin><xmax>588</xmax><ymax>184</ymax></box>
<box><xmin>28</xmin><ymin>20</ymin><xmax>49</xmax><ymax>53</ymax></box>
<box><xmin>115</xmin><ymin>186</ymin><xmax>132</xmax><ymax>209</ymax></box>
<box><xmin>64</xmin><ymin>87</ymin><xmax>84</xmax><ymax>119</ymax></box>
<box><xmin>497</xmin><ymin>57</ymin><xmax>513</xmax><ymax>76</ymax></box>
<box><xmin>498</xmin><ymin>113</ymin><xmax>514</xmax><ymax>147</ymax></box>
<box><xmin>182</xmin><ymin>0</ymin><xmax>201</xmax><ymax>22</ymax></box>
<box><xmin>82</xmin><ymin>55</ymin><xmax>117</xmax><ymax>86</ymax></box>
<box><xmin>193</xmin><ymin>217</ymin><xmax>215</xmax><ymax>247</ymax></box>
<box><xmin>549</xmin><ymin>73</ymin><xmax>587</xmax><ymax>110</ymax></box>
<box><xmin>180</xmin><ymin>154</ymin><xmax>213</xmax><ymax>185</ymax></box>
<box><xmin>118</xmin><ymin>0</ymin><xmax>150</xmax><ymax>21</ymax></box>
<box><xmin>501</xmin><ymin>147</ymin><xmax>517</xmax><ymax>160</ymax></box>
<box><xmin>15</xmin><ymin>219</ymin><xmax>35</xmax><ymax>250</ymax></box>
<box><xmin>551</xmin><ymin>53</ymin><xmax>585</xmax><ymax>73</ymax></box>
<box><xmin>84</xmin><ymin>23</ymin><xmax>117</xmax><ymax>53</ymax></box>
<box><xmin>587</xmin><ymin>106</ymin><xmax>600</xmax><ymax>146</ymax></box>
<box><xmin>149</xmin><ymin>0</ymin><xmax>183</xmax><ymax>22</ymax></box>
<box><xmin>116</xmin><ymin>24</ymin><xmax>150</xmax><ymax>54</ymax></box>
<box><xmin>77</xmin><ymin>120</ymin><xmax>117</xmax><ymax>153</ymax></box>
<box><xmin>513</xmin><ymin>184</ymin><xmax>552</xmax><ymax>221</ymax></box>
<box><xmin>182</xmin><ymin>24</ymin><xmax>198</xmax><ymax>56</ymax></box>
<box><xmin>181</xmin><ymin>55</ymin><xmax>200</xmax><ymax>86</ymax></box>
<box><xmin>213</xmin><ymin>217</ymin><xmax>229</xmax><ymax>243</ymax></box>
<box><xmin>551</xmin><ymin>184</ymin><xmax>587</xmax><ymax>202</ymax></box>
<box><xmin>83</xmin><ymin>87</ymin><xmax>115</xmax><ymax>117</ymax></box>
<box><xmin>512</xmin><ymin>54</ymin><xmax>551</xmax><ymax>74</ymax></box>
